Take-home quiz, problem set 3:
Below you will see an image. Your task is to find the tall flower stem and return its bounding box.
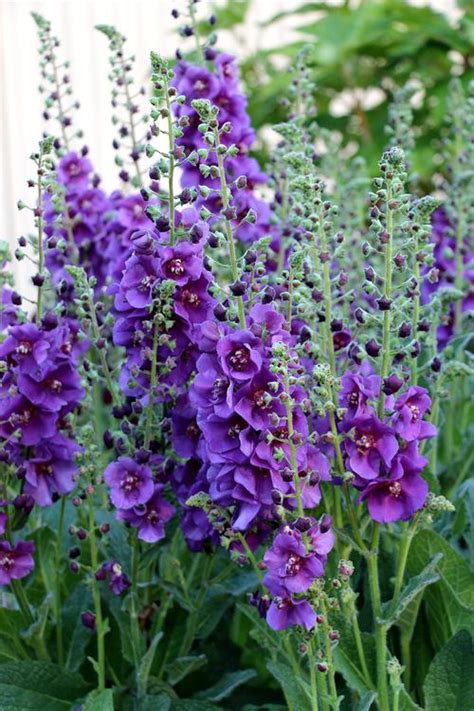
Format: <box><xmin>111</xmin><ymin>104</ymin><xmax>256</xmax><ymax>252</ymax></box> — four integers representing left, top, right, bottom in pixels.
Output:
<box><xmin>283</xmin><ymin>370</ymin><xmax>304</xmax><ymax>517</ymax></box>
<box><xmin>54</xmin><ymin>497</ymin><xmax>66</xmax><ymax>664</ymax></box>
<box><xmin>86</xmin><ymin>291</ymin><xmax>118</xmax><ymax>406</ymax></box>
<box><xmin>87</xmin><ymin>493</ymin><xmax>106</xmax><ymax>691</ymax></box>
<box><xmin>10</xmin><ymin>579</ymin><xmax>35</xmax><ymax>628</ymax></box>
<box><xmin>118</xmin><ymin>50</ymin><xmax>142</xmax><ymax>187</ymax></box>
<box><xmin>378</xmin><ymin>179</ymin><xmax>394</xmax><ymax>418</ymax></box>
<box><xmin>411</xmin><ymin>232</ymin><xmax>420</xmax><ymax>385</ymax></box>
<box><xmin>454</xmin><ymin>216</ymin><xmax>465</xmax><ymax>333</ymax></box>
<box><xmin>367</xmin><ymin>523</ymin><xmax>389</xmax><ymax>711</ymax></box>
<box><xmin>307</xmin><ymin>638</ymin><xmax>320</xmax><ymax>711</ymax></box>
<box><xmin>213</xmin><ymin>127</ymin><xmax>246</xmax><ymax>329</ymax></box>
<box><xmin>187</xmin><ymin>0</ymin><xmax>205</xmax><ymax>64</ymax></box>
<box><xmin>144</xmin><ymin>316</ymin><xmax>159</xmax><ymax>449</ymax></box>
<box><xmin>391</xmin><ymin>521</ymin><xmax>417</xmax><ymax>610</ymax></box>
<box><xmin>164</xmin><ymin>86</ymin><xmax>176</xmax><ymax>245</ymax></box>
<box><xmin>35</xmin><ymin>152</ymin><xmax>45</xmax><ymax>324</ymax></box>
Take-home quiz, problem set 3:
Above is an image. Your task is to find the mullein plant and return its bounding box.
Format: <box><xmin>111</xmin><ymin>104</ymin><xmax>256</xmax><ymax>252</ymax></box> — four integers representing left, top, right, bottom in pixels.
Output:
<box><xmin>0</xmin><ymin>3</ymin><xmax>472</xmax><ymax>710</ymax></box>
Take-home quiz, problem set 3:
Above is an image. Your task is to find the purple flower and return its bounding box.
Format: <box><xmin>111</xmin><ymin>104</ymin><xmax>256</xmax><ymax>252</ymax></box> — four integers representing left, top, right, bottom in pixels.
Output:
<box><xmin>160</xmin><ymin>241</ymin><xmax>203</xmax><ymax>285</ymax></box>
<box><xmin>263</xmin><ymin>530</ymin><xmax>325</xmax><ymax>594</ymax></box>
<box><xmin>23</xmin><ymin>435</ymin><xmax>80</xmax><ymax>506</ymax></box>
<box><xmin>174</xmin><ymin>276</ymin><xmax>216</xmax><ymax>325</ymax></box>
<box><xmin>58</xmin><ymin>152</ymin><xmax>93</xmax><ymax>192</ymax></box>
<box><xmin>17</xmin><ymin>362</ymin><xmax>83</xmax><ymax>413</ymax></box>
<box><xmin>0</xmin><ymin>540</ymin><xmax>35</xmax><ymax>584</ymax></box>
<box><xmin>340</xmin><ymin>363</ymin><xmax>381</xmax><ymax>420</ymax></box>
<box><xmin>234</xmin><ymin>369</ymin><xmax>280</xmax><ymax>430</ymax></box>
<box><xmin>117</xmin><ymin>195</ymin><xmax>151</xmax><ymax>230</ymax></box>
<box><xmin>217</xmin><ymin>330</ymin><xmax>262</xmax><ymax>382</ymax></box>
<box><xmin>118</xmin><ymin>486</ymin><xmax>174</xmax><ymax>543</ymax></box>
<box><xmin>266</xmin><ymin>585</ymin><xmax>316</xmax><ymax>631</ymax></box>
<box><xmin>0</xmin><ymin>514</ymin><xmax>7</xmax><ymax>535</ymax></box>
<box><xmin>120</xmin><ymin>254</ymin><xmax>161</xmax><ymax>309</ymax></box>
<box><xmin>359</xmin><ymin>471</ymin><xmax>428</xmax><ymax>523</ymax></box>
<box><xmin>98</xmin><ymin>561</ymin><xmax>131</xmax><ymax>595</ymax></box>
<box><xmin>0</xmin><ymin>395</ymin><xmax>58</xmax><ymax>445</ymax></box>
<box><xmin>190</xmin><ymin>353</ymin><xmax>233</xmax><ymax>417</ymax></box>
<box><xmin>393</xmin><ymin>386</ymin><xmax>437</xmax><ymax>441</ymax></box>
<box><xmin>0</xmin><ymin>323</ymin><xmax>50</xmax><ymax>374</ymax></box>
<box><xmin>345</xmin><ymin>414</ymin><xmax>399</xmax><ymax>480</ymax></box>
<box><xmin>104</xmin><ymin>457</ymin><xmax>154</xmax><ymax>510</ymax></box>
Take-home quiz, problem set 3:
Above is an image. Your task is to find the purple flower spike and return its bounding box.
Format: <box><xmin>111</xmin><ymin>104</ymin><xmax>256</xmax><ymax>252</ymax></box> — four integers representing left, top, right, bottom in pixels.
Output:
<box><xmin>0</xmin><ymin>540</ymin><xmax>35</xmax><ymax>584</ymax></box>
<box><xmin>345</xmin><ymin>414</ymin><xmax>399</xmax><ymax>480</ymax></box>
<box><xmin>104</xmin><ymin>457</ymin><xmax>154</xmax><ymax>510</ymax></box>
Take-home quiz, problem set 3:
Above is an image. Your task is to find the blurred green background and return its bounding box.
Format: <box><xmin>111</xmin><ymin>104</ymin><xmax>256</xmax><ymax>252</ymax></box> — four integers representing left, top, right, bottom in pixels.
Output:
<box><xmin>207</xmin><ymin>0</ymin><xmax>474</xmax><ymax>188</ymax></box>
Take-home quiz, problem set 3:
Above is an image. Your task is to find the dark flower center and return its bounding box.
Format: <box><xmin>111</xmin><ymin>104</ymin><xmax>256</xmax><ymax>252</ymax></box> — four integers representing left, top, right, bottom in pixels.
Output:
<box><xmin>121</xmin><ymin>473</ymin><xmax>141</xmax><ymax>493</ymax></box>
<box><xmin>186</xmin><ymin>421</ymin><xmax>200</xmax><ymax>439</ymax></box>
<box><xmin>37</xmin><ymin>463</ymin><xmax>53</xmax><ymax>476</ymax></box>
<box><xmin>228</xmin><ymin>421</ymin><xmax>245</xmax><ymax>438</ymax></box>
<box><xmin>181</xmin><ymin>289</ymin><xmax>200</xmax><ymax>308</ymax></box>
<box><xmin>68</xmin><ymin>163</ymin><xmax>81</xmax><ymax>176</ymax></box>
<box><xmin>0</xmin><ymin>553</ymin><xmax>14</xmax><ymax>570</ymax></box>
<box><xmin>166</xmin><ymin>258</ymin><xmax>185</xmax><ymax>277</ymax></box>
<box><xmin>274</xmin><ymin>426</ymin><xmax>289</xmax><ymax>440</ymax></box>
<box><xmin>47</xmin><ymin>378</ymin><xmax>62</xmax><ymax>393</ymax></box>
<box><xmin>253</xmin><ymin>389</ymin><xmax>268</xmax><ymax>409</ymax></box>
<box><xmin>17</xmin><ymin>341</ymin><xmax>32</xmax><ymax>356</ymax></box>
<box><xmin>211</xmin><ymin>376</ymin><xmax>228</xmax><ymax>403</ymax></box>
<box><xmin>408</xmin><ymin>404</ymin><xmax>420</xmax><ymax>421</ymax></box>
<box><xmin>139</xmin><ymin>275</ymin><xmax>155</xmax><ymax>292</ymax></box>
<box><xmin>388</xmin><ymin>482</ymin><xmax>402</xmax><ymax>497</ymax></box>
<box><xmin>347</xmin><ymin>391</ymin><xmax>359</xmax><ymax>407</ymax></box>
<box><xmin>146</xmin><ymin>508</ymin><xmax>159</xmax><ymax>525</ymax></box>
<box><xmin>285</xmin><ymin>554</ymin><xmax>302</xmax><ymax>576</ymax></box>
<box><xmin>355</xmin><ymin>433</ymin><xmax>376</xmax><ymax>453</ymax></box>
<box><xmin>228</xmin><ymin>347</ymin><xmax>250</xmax><ymax>371</ymax></box>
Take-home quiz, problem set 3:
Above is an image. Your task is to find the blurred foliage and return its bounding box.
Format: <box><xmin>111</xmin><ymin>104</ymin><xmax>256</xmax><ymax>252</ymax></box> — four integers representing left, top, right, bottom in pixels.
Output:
<box><xmin>209</xmin><ymin>0</ymin><xmax>474</xmax><ymax>189</ymax></box>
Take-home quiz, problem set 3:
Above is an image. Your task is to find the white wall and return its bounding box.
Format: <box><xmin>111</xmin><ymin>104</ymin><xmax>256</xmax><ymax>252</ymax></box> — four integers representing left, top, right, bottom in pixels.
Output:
<box><xmin>0</xmin><ymin>0</ymin><xmax>457</xmax><ymax>295</ymax></box>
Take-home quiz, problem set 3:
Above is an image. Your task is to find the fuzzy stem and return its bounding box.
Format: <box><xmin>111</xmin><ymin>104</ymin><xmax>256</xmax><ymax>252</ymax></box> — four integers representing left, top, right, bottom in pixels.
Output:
<box><xmin>237</xmin><ymin>532</ymin><xmax>263</xmax><ymax>585</ymax></box>
<box><xmin>47</xmin><ymin>34</ymin><xmax>70</xmax><ymax>149</ymax></box>
<box><xmin>378</xmin><ymin>179</ymin><xmax>394</xmax><ymax>418</ymax></box>
<box><xmin>87</xmin><ymin>292</ymin><xmax>118</xmax><ymax>406</ymax></box>
<box><xmin>54</xmin><ymin>497</ymin><xmax>66</xmax><ymax>664</ymax></box>
<box><xmin>391</xmin><ymin>522</ymin><xmax>417</xmax><ymax>610</ymax></box>
<box><xmin>411</xmin><ymin>232</ymin><xmax>420</xmax><ymax>385</ymax></box>
<box><xmin>164</xmin><ymin>85</ymin><xmax>176</xmax><ymax>245</ymax></box>
<box><xmin>307</xmin><ymin>638</ymin><xmax>320</xmax><ymax>711</ymax></box>
<box><xmin>144</xmin><ymin>317</ymin><xmax>159</xmax><ymax>449</ymax></box>
<box><xmin>187</xmin><ymin>0</ymin><xmax>205</xmax><ymax>64</ymax></box>
<box><xmin>118</xmin><ymin>50</ymin><xmax>142</xmax><ymax>187</ymax></box>
<box><xmin>367</xmin><ymin>523</ymin><xmax>389</xmax><ymax>711</ymax></box>
<box><xmin>283</xmin><ymin>371</ymin><xmax>304</xmax><ymax>517</ymax></box>
<box><xmin>454</xmin><ymin>215</ymin><xmax>464</xmax><ymax>333</ymax></box>
<box><xmin>320</xmin><ymin>599</ymin><xmax>339</xmax><ymax>709</ymax></box>
<box><xmin>35</xmin><ymin>156</ymin><xmax>45</xmax><ymax>324</ymax></box>
<box><xmin>87</xmin><ymin>495</ymin><xmax>106</xmax><ymax>690</ymax></box>
<box><xmin>213</xmin><ymin>127</ymin><xmax>246</xmax><ymax>328</ymax></box>
<box><xmin>10</xmin><ymin>579</ymin><xmax>35</xmax><ymax>628</ymax></box>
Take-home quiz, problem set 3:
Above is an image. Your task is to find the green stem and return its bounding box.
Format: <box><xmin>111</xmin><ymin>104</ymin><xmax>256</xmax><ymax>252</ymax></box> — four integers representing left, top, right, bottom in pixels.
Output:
<box><xmin>10</xmin><ymin>579</ymin><xmax>34</xmax><ymax>628</ymax></box>
<box><xmin>367</xmin><ymin>524</ymin><xmax>389</xmax><ymax>711</ymax></box>
<box><xmin>144</xmin><ymin>317</ymin><xmax>159</xmax><ymax>449</ymax></box>
<box><xmin>283</xmin><ymin>371</ymin><xmax>304</xmax><ymax>517</ymax></box>
<box><xmin>54</xmin><ymin>497</ymin><xmax>66</xmax><ymax>664</ymax></box>
<box><xmin>400</xmin><ymin>631</ymin><xmax>411</xmax><ymax>688</ymax></box>
<box><xmin>119</xmin><ymin>49</ymin><xmax>142</xmax><ymax>187</ymax></box>
<box><xmin>36</xmin><ymin>155</ymin><xmax>44</xmax><ymax>324</ymax></box>
<box><xmin>378</xmin><ymin>179</ymin><xmax>394</xmax><ymax>418</ymax></box>
<box><xmin>319</xmin><ymin>600</ymin><xmax>338</xmax><ymax>709</ymax></box>
<box><xmin>391</xmin><ymin>522</ymin><xmax>416</xmax><ymax>610</ymax></box>
<box><xmin>188</xmin><ymin>0</ymin><xmax>205</xmax><ymax>64</ymax></box>
<box><xmin>164</xmin><ymin>85</ymin><xmax>176</xmax><ymax>245</ymax></box>
<box><xmin>346</xmin><ymin>593</ymin><xmax>373</xmax><ymax>689</ymax></box>
<box><xmin>213</xmin><ymin>127</ymin><xmax>246</xmax><ymax>329</ymax></box>
<box><xmin>87</xmin><ymin>293</ymin><xmax>118</xmax><ymax>406</ymax></box>
<box><xmin>454</xmin><ymin>215</ymin><xmax>464</xmax><ymax>333</ymax></box>
<box><xmin>307</xmin><ymin>639</ymin><xmax>320</xmax><ymax>711</ymax></box>
<box><xmin>411</xmin><ymin>233</ymin><xmax>420</xmax><ymax>385</ymax></box>
<box><xmin>237</xmin><ymin>532</ymin><xmax>263</xmax><ymax>585</ymax></box>
<box><xmin>87</xmin><ymin>495</ymin><xmax>106</xmax><ymax>691</ymax></box>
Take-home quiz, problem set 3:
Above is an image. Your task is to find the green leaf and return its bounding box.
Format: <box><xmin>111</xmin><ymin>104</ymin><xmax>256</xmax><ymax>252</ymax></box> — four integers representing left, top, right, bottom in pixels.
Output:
<box><xmin>399</xmin><ymin>686</ymin><xmax>424</xmax><ymax>710</ymax></box>
<box><xmin>136</xmin><ymin>631</ymin><xmax>163</xmax><ymax>698</ymax></box>
<box><xmin>407</xmin><ymin>530</ymin><xmax>474</xmax><ymax>648</ymax></box>
<box><xmin>165</xmin><ymin>654</ymin><xmax>208</xmax><ymax>685</ymax></box>
<box><xmin>0</xmin><ymin>662</ymin><xmax>89</xmax><ymax>711</ymax></box>
<box><xmin>424</xmin><ymin>631</ymin><xmax>474</xmax><ymax>711</ymax></box>
<box><xmin>266</xmin><ymin>661</ymin><xmax>310</xmax><ymax>709</ymax></box>
<box><xmin>138</xmin><ymin>694</ymin><xmax>172</xmax><ymax>711</ymax></box>
<box><xmin>83</xmin><ymin>688</ymin><xmax>114</xmax><ymax>710</ymax></box>
<box><xmin>379</xmin><ymin>554</ymin><xmax>442</xmax><ymax>627</ymax></box>
<box><xmin>333</xmin><ymin>632</ymin><xmax>375</xmax><ymax>696</ymax></box>
<box><xmin>356</xmin><ymin>691</ymin><xmax>376</xmax><ymax>711</ymax></box>
<box><xmin>195</xmin><ymin>669</ymin><xmax>257</xmax><ymax>703</ymax></box>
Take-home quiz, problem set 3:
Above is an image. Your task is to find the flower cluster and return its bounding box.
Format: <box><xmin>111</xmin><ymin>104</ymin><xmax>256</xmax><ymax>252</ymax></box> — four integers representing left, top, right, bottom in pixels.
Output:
<box><xmin>172</xmin><ymin>53</ymin><xmax>272</xmax><ymax>244</ymax></box>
